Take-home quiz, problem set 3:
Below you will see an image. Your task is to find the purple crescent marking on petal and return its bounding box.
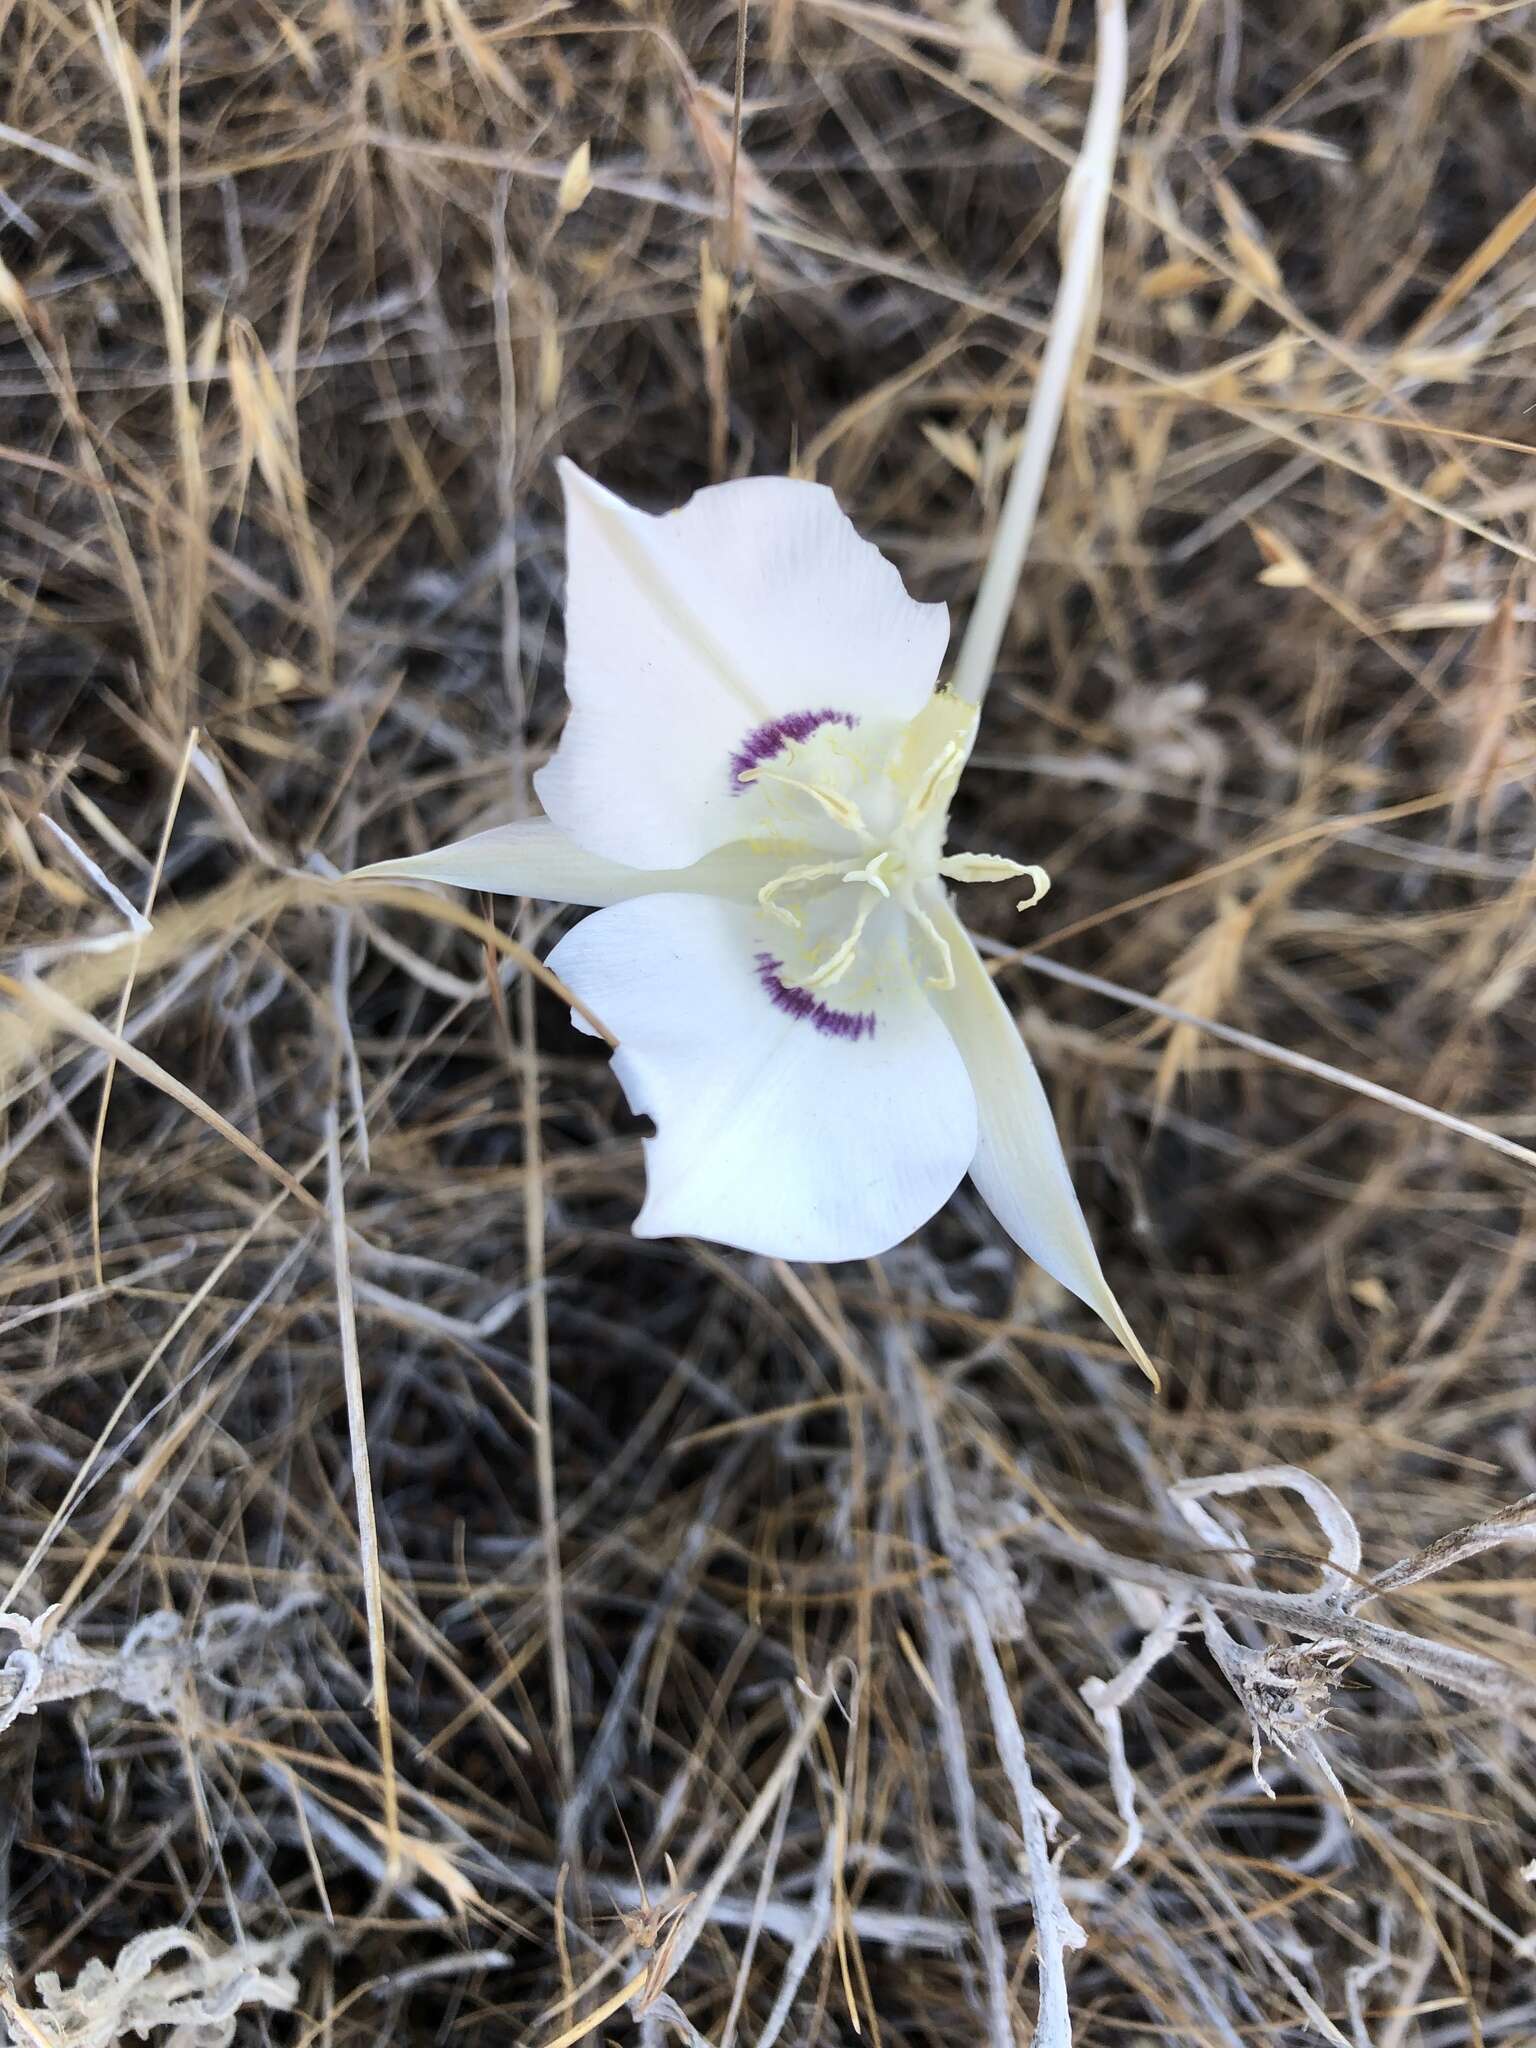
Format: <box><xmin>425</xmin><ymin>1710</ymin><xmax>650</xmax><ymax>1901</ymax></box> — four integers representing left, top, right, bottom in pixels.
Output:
<box><xmin>730</xmin><ymin>708</ymin><xmax>858</xmax><ymax>791</ymax></box>
<box><xmin>755</xmin><ymin>953</ymin><xmax>876</xmax><ymax>1042</ymax></box>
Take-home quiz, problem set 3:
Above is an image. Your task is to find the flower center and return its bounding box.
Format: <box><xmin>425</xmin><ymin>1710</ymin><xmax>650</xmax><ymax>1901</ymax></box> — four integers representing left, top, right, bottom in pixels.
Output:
<box><xmin>736</xmin><ymin>690</ymin><xmax>1050</xmax><ymax>996</ymax></box>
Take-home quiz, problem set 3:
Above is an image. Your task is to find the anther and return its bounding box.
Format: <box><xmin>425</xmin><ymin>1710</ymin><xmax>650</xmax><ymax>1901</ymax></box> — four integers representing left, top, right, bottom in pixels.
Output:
<box><xmin>902</xmin><ymin>740</ymin><xmax>966</xmax><ymax>827</ymax></box>
<box><xmin>938</xmin><ymin>852</ymin><xmax>1051</xmax><ymax>912</ymax></box>
<box><xmin>737</xmin><ymin>766</ymin><xmax>868</xmax><ymax>836</ymax></box>
<box><xmin>1014</xmin><ymin>866</ymin><xmax>1050</xmax><ymax>913</ymax></box>
<box><xmin>758</xmin><ymin>859</ymin><xmax>849</xmax><ymax>927</ymax></box>
<box><xmin>908</xmin><ymin>904</ymin><xmax>956</xmax><ymax>992</ymax></box>
<box><xmin>799</xmin><ymin>890</ymin><xmax>880</xmax><ymax>990</ymax></box>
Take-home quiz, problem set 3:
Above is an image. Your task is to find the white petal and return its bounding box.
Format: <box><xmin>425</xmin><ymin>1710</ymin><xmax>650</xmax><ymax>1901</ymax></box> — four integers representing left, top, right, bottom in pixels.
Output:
<box><xmin>929</xmin><ymin>900</ymin><xmax>1155</xmax><ymax>1379</ymax></box>
<box><xmin>546</xmin><ymin>894</ymin><xmax>977</xmax><ymax>1261</ymax></box>
<box><xmin>535</xmin><ymin>462</ymin><xmax>950</xmax><ymax>869</ymax></box>
<box><xmin>351</xmin><ymin>816</ymin><xmax>778</xmax><ymax>907</ymax></box>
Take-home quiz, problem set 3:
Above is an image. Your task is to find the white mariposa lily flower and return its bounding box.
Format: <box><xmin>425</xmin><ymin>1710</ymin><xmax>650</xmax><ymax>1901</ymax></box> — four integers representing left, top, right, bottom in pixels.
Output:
<box><xmin>356</xmin><ymin>462</ymin><xmax>1150</xmax><ymax>1372</ymax></box>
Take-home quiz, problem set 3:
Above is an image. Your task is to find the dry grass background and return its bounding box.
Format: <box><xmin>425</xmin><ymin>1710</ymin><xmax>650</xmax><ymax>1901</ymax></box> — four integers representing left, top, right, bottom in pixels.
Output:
<box><xmin>2</xmin><ymin>0</ymin><xmax>1536</xmax><ymax>2041</ymax></box>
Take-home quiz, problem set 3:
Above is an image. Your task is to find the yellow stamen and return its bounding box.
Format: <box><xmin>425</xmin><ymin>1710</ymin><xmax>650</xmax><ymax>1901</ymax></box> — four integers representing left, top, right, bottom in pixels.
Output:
<box><xmin>737</xmin><ymin>766</ymin><xmax>868</xmax><ymax>836</ymax></box>
<box><xmin>757</xmin><ymin>859</ymin><xmax>849</xmax><ymax>927</ymax></box>
<box><xmin>938</xmin><ymin>852</ymin><xmax>1051</xmax><ymax>911</ymax></box>
<box><xmin>889</xmin><ymin>689</ymin><xmax>978</xmax><ymax>826</ymax></box>
<box><xmin>1014</xmin><ymin>867</ymin><xmax>1051</xmax><ymax>913</ymax></box>
<box><xmin>799</xmin><ymin>889</ymin><xmax>881</xmax><ymax>990</ymax></box>
<box><xmin>908</xmin><ymin>904</ymin><xmax>956</xmax><ymax>991</ymax></box>
<box><xmin>902</xmin><ymin>739</ymin><xmax>966</xmax><ymax>828</ymax></box>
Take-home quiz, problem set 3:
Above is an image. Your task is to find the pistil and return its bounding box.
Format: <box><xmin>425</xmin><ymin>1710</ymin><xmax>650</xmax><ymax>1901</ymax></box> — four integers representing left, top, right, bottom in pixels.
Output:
<box><xmin>841</xmin><ymin>850</ymin><xmax>894</xmax><ymax>897</ymax></box>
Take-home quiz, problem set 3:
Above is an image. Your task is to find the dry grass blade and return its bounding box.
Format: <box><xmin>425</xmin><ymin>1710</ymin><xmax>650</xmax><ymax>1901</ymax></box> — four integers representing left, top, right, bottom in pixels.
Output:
<box><xmin>87</xmin><ymin>728</ymin><xmax>198</xmax><ymax>1285</ymax></box>
<box><xmin>324</xmin><ymin>1105</ymin><xmax>400</xmax><ymax>1874</ymax></box>
<box><xmin>0</xmin><ymin>971</ymin><xmax>327</xmax><ymax>1216</ymax></box>
<box><xmin>1002</xmin><ymin>945</ymin><xmax>1536</xmax><ymax>1173</ymax></box>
